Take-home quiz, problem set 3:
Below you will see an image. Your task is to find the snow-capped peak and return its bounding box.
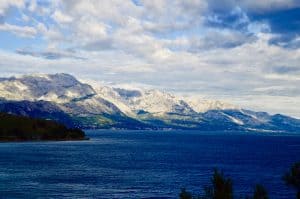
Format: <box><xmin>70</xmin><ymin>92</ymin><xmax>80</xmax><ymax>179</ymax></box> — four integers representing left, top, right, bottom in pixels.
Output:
<box><xmin>183</xmin><ymin>97</ymin><xmax>238</xmax><ymax>113</ymax></box>
<box><xmin>1</xmin><ymin>73</ymin><xmax>299</xmax><ymax>131</ymax></box>
<box><xmin>0</xmin><ymin>73</ymin><xmax>95</xmax><ymax>103</ymax></box>
<box><xmin>0</xmin><ymin>73</ymin><xmax>240</xmax><ymax>119</ymax></box>
<box><xmin>81</xmin><ymin>78</ymin><xmax>239</xmax><ymax>116</ymax></box>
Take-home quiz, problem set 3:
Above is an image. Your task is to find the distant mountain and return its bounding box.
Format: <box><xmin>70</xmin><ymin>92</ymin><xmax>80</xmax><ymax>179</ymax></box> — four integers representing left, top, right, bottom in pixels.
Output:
<box><xmin>0</xmin><ymin>73</ymin><xmax>95</xmax><ymax>103</ymax></box>
<box><xmin>0</xmin><ymin>74</ymin><xmax>149</xmax><ymax>129</ymax></box>
<box><xmin>0</xmin><ymin>100</ymin><xmax>75</xmax><ymax>127</ymax></box>
<box><xmin>0</xmin><ymin>73</ymin><xmax>300</xmax><ymax>132</ymax></box>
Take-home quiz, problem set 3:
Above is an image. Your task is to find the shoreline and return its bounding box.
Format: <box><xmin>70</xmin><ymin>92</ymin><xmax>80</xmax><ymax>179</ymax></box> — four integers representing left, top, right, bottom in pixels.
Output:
<box><xmin>0</xmin><ymin>137</ymin><xmax>89</xmax><ymax>143</ymax></box>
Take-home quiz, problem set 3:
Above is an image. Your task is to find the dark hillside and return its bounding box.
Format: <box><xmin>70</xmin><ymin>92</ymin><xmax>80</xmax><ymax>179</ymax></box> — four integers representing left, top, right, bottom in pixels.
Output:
<box><xmin>0</xmin><ymin>112</ymin><xmax>86</xmax><ymax>141</ymax></box>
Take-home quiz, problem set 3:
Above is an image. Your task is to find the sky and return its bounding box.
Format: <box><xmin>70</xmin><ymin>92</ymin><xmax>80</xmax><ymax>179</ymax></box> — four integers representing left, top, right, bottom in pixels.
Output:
<box><xmin>0</xmin><ymin>0</ymin><xmax>300</xmax><ymax>118</ymax></box>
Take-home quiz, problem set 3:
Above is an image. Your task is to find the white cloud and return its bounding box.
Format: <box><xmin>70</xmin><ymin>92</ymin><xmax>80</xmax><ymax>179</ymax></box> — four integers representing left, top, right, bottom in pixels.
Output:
<box><xmin>0</xmin><ymin>23</ymin><xmax>36</xmax><ymax>37</ymax></box>
<box><xmin>51</xmin><ymin>10</ymin><xmax>73</xmax><ymax>24</ymax></box>
<box><xmin>0</xmin><ymin>0</ymin><xmax>24</xmax><ymax>16</ymax></box>
<box><xmin>0</xmin><ymin>0</ymin><xmax>300</xmax><ymax>117</ymax></box>
<box><xmin>140</xmin><ymin>0</ymin><xmax>207</xmax><ymax>32</ymax></box>
<box><xmin>27</xmin><ymin>0</ymin><xmax>37</xmax><ymax>12</ymax></box>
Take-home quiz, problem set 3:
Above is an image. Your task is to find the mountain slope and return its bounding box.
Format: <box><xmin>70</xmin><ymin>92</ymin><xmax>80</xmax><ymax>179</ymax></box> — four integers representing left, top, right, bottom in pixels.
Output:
<box><xmin>0</xmin><ymin>100</ymin><xmax>75</xmax><ymax>127</ymax></box>
<box><xmin>0</xmin><ymin>74</ymin><xmax>149</xmax><ymax>129</ymax></box>
<box><xmin>0</xmin><ymin>73</ymin><xmax>95</xmax><ymax>103</ymax></box>
<box><xmin>0</xmin><ymin>73</ymin><xmax>299</xmax><ymax>132</ymax></box>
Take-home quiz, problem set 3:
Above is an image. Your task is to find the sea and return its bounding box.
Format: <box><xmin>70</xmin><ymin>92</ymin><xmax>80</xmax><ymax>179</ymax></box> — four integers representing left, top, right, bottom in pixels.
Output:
<box><xmin>0</xmin><ymin>130</ymin><xmax>299</xmax><ymax>198</ymax></box>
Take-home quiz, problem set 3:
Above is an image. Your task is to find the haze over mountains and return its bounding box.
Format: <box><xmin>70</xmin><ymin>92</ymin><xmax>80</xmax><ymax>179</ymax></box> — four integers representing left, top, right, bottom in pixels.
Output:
<box><xmin>0</xmin><ymin>73</ymin><xmax>300</xmax><ymax>132</ymax></box>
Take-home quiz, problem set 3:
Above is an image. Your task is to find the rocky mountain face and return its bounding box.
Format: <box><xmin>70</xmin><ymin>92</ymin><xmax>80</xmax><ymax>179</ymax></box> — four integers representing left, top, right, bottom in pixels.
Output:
<box><xmin>0</xmin><ymin>73</ymin><xmax>300</xmax><ymax>132</ymax></box>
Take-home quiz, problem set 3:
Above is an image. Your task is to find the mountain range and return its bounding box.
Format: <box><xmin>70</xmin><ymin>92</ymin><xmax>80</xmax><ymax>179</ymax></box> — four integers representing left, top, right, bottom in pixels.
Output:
<box><xmin>0</xmin><ymin>73</ymin><xmax>299</xmax><ymax>132</ymax></box>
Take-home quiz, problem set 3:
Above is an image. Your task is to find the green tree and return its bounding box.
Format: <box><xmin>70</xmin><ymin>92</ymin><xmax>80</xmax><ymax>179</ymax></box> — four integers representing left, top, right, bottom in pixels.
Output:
<box><xmin>201</xmin><ymin>169</ymin><xmax>233</xmax><ymax>199</ymax></box>
<box><xmin>252</xmin><ymin>184</ymin><xmax>268</xmax><ymax>199</ymax></box>
<box><xmin>283</xmin><ymin>162</ymin><xmax>300</xmax><ymax>199</ymax></box>
<box><xmin>180</xmin><ymin>188</ymin><xmax>193</xmax><ymax>199</ymax></box>
<box><xmin>179</xmin><ymin>169</ymin><xmax>271</xmax><ymax>199</ymax></box>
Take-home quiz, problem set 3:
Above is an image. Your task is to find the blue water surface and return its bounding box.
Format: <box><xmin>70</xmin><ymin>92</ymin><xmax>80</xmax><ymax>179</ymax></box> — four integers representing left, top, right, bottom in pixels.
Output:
<box><xmin>0</xmin><ymin>130</ymin><xmax>299</xmax><ymax>198</ymax></box>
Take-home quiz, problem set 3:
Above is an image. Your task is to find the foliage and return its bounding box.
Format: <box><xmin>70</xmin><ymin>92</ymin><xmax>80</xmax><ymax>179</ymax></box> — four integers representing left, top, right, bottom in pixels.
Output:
<box><xmin>201</xmin><ymin>169</ymin><xmax>233</xmax><ymax>199</ymax></box>
<box><xmin>0</xmin><ymin>112</ymin><xmax>86</xmax><ymax>141</ymax></box>
<box><xmin>252</xmin><ymin>184</ymin><xmax>268</xmax><ymax>199</ymax></box>
<box><xmin>179</xmin><ymin>169</ymin><xmax>270</xmax><ymax>199</ymax></box>
<box><xmin>283</xmin><ymin>162</ymin><xmax>300</xmax><ymax>199</ymax></box>
<box><xmin>179</xmin><ymin>188</ymin><xmax>193</xmax><ymax>199</ymax></box>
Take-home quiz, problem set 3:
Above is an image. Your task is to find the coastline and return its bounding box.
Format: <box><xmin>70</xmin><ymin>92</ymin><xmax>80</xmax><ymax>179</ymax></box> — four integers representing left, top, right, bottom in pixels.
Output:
<box><xmin>0</xmin><ymin>137</ymin><xmax>90</xmax><ymax>143</ymax></box>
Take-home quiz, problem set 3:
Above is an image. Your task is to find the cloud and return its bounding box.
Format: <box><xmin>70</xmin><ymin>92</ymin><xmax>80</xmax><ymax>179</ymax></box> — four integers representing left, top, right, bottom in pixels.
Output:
<box><xmin>206</xmin><ymin>1</ymin><xmax>300</xmax><ymax>46</ymax></box>
<box><xmin>189</xmin><ymin>29</ymin><xmax>257</xmax><ymax>51</ymax></box>
<box><xmin>271</xmin><ymin>65</ymin><xmax>300</xmax><ymax>74</ymax></box>
<box><xmin>251</xmin><ymin>8</ymin><xmax>300</xmax><ymax>47</ymax></box>
<box><xmin>0</xmin><ymin>23</ymin><xmax>36</xmax><ymax>37</ymax></box>
<box><xmin>0</xmin><ymin>0</ymin><xmax>24</xmax><ymax>16</ymax></box>
<box><xmin>207</xmin><ymin>0</ymin><xmax>300</xmax><ymax>13</ymax></box>
<box><xmin>239</xmin><ymin>0</ymin><xmax>300</xmax><ymax>12</ymax></box>
<box><xmin>51</xmin><ymin>10</ymin><xmax>73</xmax><ymax>24</ymax></box>
<box><xmin>140</xmin><ymin>0</ymin><xmax>207</xmax><ymax>33</ymax></box>
<box><xmin>16</xmin><ymin>48</ymin><xmax>85</xmax><ymax>60</ymax></box>
<box><xmin>206</xmin><ymin>6</ymin><xmax>250</xmax><ymax>30</ymax></box>
<box><xmin>60</xmin><ymin>0</ymin><xmax>141</xmax><ymax>26</ymax></box>
<box><xmin>0</xmin><ymin>0</ymin><xmax>300</xmax><ymax>118</ymax></box>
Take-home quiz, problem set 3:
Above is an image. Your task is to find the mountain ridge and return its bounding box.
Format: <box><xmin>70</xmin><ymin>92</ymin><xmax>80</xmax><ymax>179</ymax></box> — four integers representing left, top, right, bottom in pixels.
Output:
<box><xmin>0</xmin><ymin>73</ymin><xmax>299</xmax><ymax>132</ymax></box>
